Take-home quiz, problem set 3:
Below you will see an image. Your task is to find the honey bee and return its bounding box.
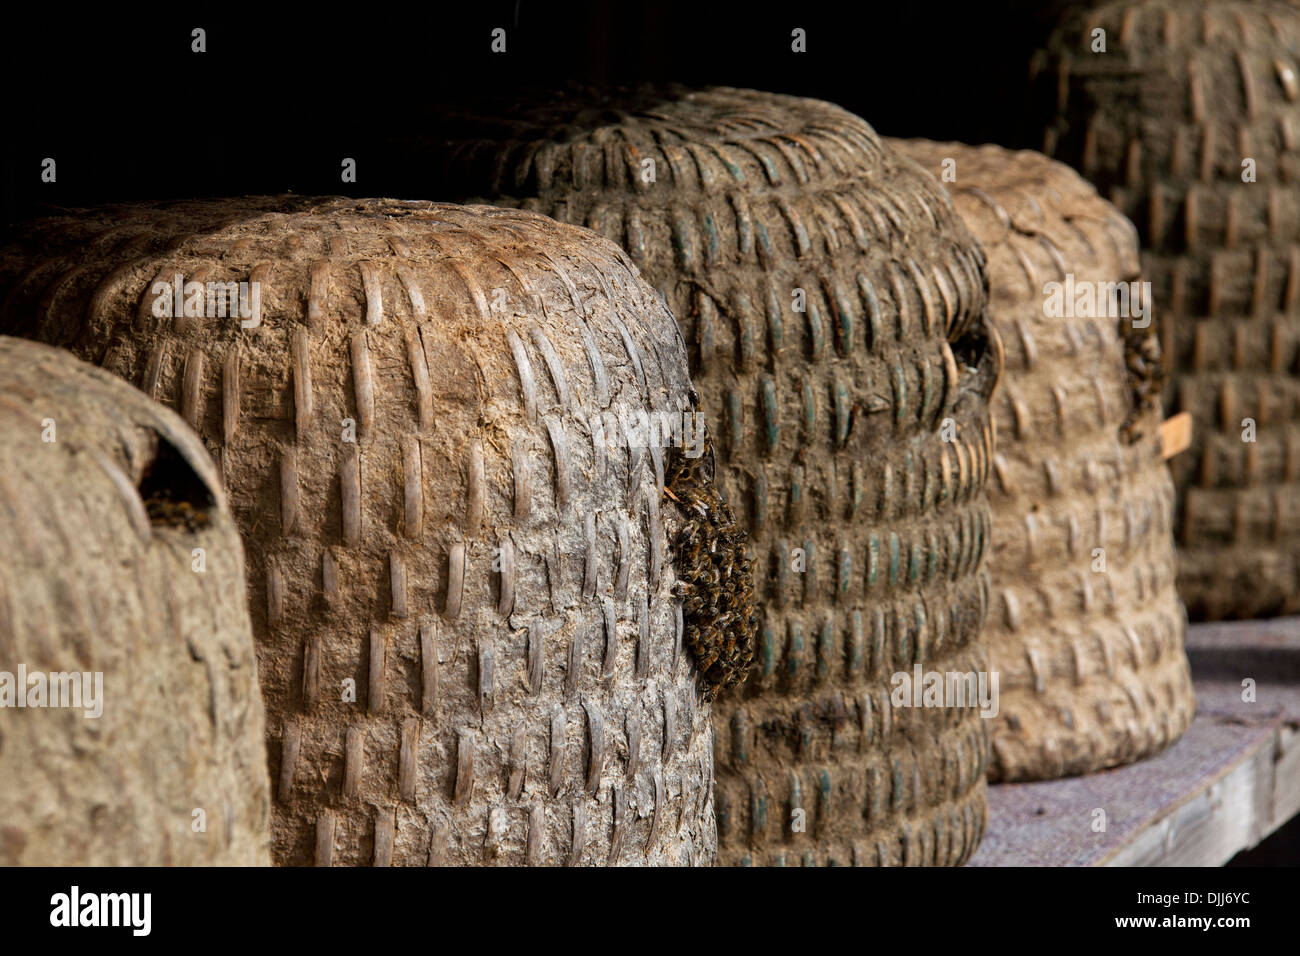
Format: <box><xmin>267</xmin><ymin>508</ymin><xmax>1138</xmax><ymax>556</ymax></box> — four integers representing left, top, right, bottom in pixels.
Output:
<box><xmin>1119</xmin><ymin>317</ymin><xmax>1166</xmax><ymax>445</ymax></box>
<box><xmin>664</xmin><ymin>440</ymin><xmax>758</xmax><ymax>702</ymax></box>
<box><xmin>144</xmin><ymin>494</ymin><xmax>212</xmax><ymax>533</ymax></box>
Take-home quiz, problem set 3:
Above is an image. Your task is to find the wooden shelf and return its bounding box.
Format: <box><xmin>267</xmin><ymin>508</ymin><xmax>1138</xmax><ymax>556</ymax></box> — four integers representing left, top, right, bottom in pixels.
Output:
<box><xmin>968</xmin><ymin>617</ymin><xmax>1300</xmax><ymax>866</ymax></box>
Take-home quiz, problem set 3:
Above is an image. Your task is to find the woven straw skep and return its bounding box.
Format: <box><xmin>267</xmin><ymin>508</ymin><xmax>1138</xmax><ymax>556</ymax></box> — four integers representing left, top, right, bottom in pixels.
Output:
<box><xmin>0</xmin><ymin>198</ymin><xmax>725</xmax><ymax>866</ymax></box>
<box><xmin>427</xmin><ymin>86</ymin><xmax>1002</xmax><ymax>865</ymax></box>
<box><xmin>0</xmin><ymin>336</ymin><xmax>270</xmax><ymax>865</ymax></box>
<box><xmin>1033</xmin><ymin>0</ymin><xmax>1300</xmax><ymax>619</ymax></box>
<box><xmin>893</xmin><ymin>141</ymin><xmax>1195</xmax><ymax>781</ymax></box>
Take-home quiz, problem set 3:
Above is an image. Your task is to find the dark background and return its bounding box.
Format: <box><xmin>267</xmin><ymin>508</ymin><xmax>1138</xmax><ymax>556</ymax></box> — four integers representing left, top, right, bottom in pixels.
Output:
<box><xmin>1</xmin><ymin>1</ymin><xmax>1076</xmax><ymax>228</ymax></box>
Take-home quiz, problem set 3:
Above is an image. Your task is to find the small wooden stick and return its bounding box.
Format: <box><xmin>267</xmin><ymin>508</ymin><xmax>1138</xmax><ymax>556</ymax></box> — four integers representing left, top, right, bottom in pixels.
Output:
<box><xmin>1160</xmin><ymin>412</ymin><xmax>1193</xmax><ymax>460</ymax></box>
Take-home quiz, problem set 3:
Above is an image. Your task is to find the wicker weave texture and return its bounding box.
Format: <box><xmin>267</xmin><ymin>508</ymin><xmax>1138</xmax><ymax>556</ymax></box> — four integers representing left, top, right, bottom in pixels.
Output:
<box><xmin>429</xmin><ymin>87</ymin><xmax>1001</xmax><ymax>865</ymax></box>
<box><xmin>1034</xmin><ymin>0</ymin><xmax>1300</xmax><ymax>618</ymax></box>
<box><xmin>893</xmin><ymin>141</ymin><xmax>1195</xmax><ymax>781</ymax></box>
<box><xmin>0</xmin><ymin>198</ymin><xmax>718</xmax><ymax>866</ymax></box>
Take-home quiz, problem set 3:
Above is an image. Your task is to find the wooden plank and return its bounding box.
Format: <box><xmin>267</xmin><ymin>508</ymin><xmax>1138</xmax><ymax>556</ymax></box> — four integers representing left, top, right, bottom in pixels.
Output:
<box><xmin>1186</xmin><ymin>617</ymin><xmax>1300</xmax><ymax>836</ymax></box>
<box><xmin>1100</xmin><ymin>725</ymin><xmax>1273</xmax><ymax>866</ymax></box>
<box><xmin>1270</xmin><ymin>724</ymin><xmax>1300</xmax><ymax>836</ymax></box>
<box><xmin>969</xmin><ymin>711</ymin><xmax>1281</xmax><ymax>866</ymax></box>
<box><xmin>969</xmin><ymin>617</ymin><xmax>1300</xmax><ymax>866</ymax></box>
<box><xmin>1184</xmin><ymin>615</ymin><xmax>1300</xmax><ymax>681</ymax></box>
<box><xmin>1159</xmin><ymin>411</ymin><xmax>1192</xmax><ymax>459</ymax></box>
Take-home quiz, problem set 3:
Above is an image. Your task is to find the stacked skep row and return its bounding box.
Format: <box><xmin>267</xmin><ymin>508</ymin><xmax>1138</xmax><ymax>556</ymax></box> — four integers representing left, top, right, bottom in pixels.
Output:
<box><xmin>893</xmin><ymin>141</ymin><xmax>1195</xmax><ymax>781</ymax></box>
<box><xmin>0</xmin><ymin>198</ymin><xmax>740</xmax><ymax>866</ymax></box>
<box><xmin>1033</xmin><ymin>0</ymin><xmax>1300</xmax><ymax>619</ymax></box>
<box><xmin>0</xmin><ymin>336</ymin><xmax>270</xmax><ymax>865</ymax></box>
<box><xmin>427</xmin><ymin>87</ymin><xmax>1002</xmax><ymax>865</ymax></box>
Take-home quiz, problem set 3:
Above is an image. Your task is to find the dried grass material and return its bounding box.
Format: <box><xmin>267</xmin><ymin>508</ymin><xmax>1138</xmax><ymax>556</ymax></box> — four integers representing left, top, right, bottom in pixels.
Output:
<box><xmin>894</xmin><ymin>140</ymin><xmax>1195</xmax><ymax>781</ymax></box>
<box><xmin>429</xmin><ymin>87</ymin><xmax>1001</xmax><ymax>865</ymax></box>
<box><xmin>1032</xmin><ymin>0</ymin><xmax>1300</xmax><ymax>619</ymax></box>
<box><xmin>0</xmin><ymin>199</ymin><xmax>718</xmax><ymax>866</ymax></box>
<box><xmin>0</xmin><ymin>336</ymin><xmax>270</xmax><ymax>865</ymax></box>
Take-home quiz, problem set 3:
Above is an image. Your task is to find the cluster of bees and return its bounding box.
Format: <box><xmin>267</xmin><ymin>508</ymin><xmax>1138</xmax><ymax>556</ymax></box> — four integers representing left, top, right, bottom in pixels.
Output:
<box><xmin>1119</xmin><ymin>318</ymin><xmax>1167</xmax><ymax>445</ymax></box>
<box><xmin>665</xmin><ymin>442</ymin><xmax>758</xmax><ymax>702</ymax></box>
<box><xmin>143</xmin><ymin>492</ymin><xmax>212</xmax><ymax>533</ymax></box>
